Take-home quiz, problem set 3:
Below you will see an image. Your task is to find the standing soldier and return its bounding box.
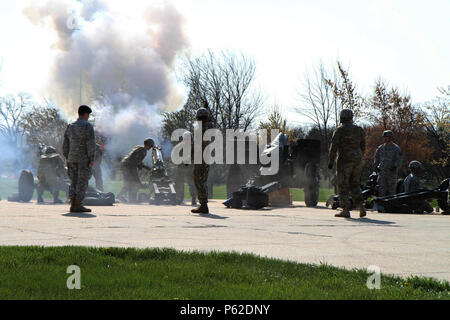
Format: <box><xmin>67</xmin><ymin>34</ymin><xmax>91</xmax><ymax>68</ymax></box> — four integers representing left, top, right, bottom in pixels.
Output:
<box><xmin>373</xmin><ymin>130</ymin><xmax>402</xmax><ymax>196</ymax></box>
<box><xmin>191</xmin><ymin>107</ymin><xmax>211</xmax><ymax>214</ymax></box>
<box><xmin>117</xmin><ymin>138</ymin><xmax>154</xmax><ymax>203</ymax></box>
<box><xmin>62</xmin><ymin>105</ymin><xmax>96</xmax><ymax>213</ymax></box>
<box><xmin>175</xmin><ymin>131</ymin><xmax>197</xmax><ymax>206</ymax></box>
<box><xmin>328</xmin><ymin>109</ymin><xmax>366</xmax><ymax>218</ymax></box>
<box><xmin>92</xmin><ymin>142</ymin><xmax>104</xmax><ymax>191</ymax></box>
<box><xmin>36</xmin><ymin>146</ymin><xmax>69</xmax><ymax>204</ymax></box>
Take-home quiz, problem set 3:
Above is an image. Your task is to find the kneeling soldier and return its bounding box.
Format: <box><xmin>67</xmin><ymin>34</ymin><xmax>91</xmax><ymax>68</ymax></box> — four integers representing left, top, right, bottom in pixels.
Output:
<box><xmin>37</xmin><ymin>146</ymin><xmax>69</xmax><ymax>204</ymax></box>
<box><xmin>117</xmin><ymin>138</ymin><xmax>154</xmax><ymax>203</ymax></box>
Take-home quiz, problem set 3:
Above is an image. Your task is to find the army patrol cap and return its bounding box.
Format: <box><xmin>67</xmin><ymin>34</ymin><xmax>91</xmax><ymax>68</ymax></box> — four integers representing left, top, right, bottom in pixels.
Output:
<box><xmin>383</xmin><ymin>130</ymin><xmax>394</xmax><ymax>139</ymax></box>
<box><xmin>409</xmin><ymin>160</ymin><xmax>422</xmax><ymax>170</ymax></box>
<box><xmin>196</xmin><ymin>108</ymin><xmax>210</xmax><ymax>121</ymax></box>
<box><xmin>144</xmin><ymin>138</ymin><xmax>155</xmax><ymax>148</ymax></box>
<box><xmin>78</xmin><ymin>105</ymin><xmax>92</xmax><ymax>116</ymax></box>
<box><xmin>339</xmin><ymin>109</ymin><xmax>354</xmax><ymax>123</ymax></box>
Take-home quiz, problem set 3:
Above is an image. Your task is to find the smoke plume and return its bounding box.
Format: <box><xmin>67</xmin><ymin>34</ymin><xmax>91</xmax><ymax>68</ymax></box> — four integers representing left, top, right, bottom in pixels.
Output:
<box><xmin>23</xmin><ymin>0</ymin><xmax>188</xmax><ymax>156</ymax></box>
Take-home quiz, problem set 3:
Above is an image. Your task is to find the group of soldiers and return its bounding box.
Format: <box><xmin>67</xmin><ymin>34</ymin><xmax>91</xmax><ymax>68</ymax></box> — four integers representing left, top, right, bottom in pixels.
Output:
<box><xmin>52</xmin><ymin>105</ymin><xmax>212</xmax><ymax>214</ymax></box>
<box><xmin>328</xmin><ymin>108</ymin><xmax>429</xmax><ymax>218</ymax></box>
<box><xmin>36</xmin><ymin>104</ymin><xmax>430</xmax><ymax>216</ymax></box>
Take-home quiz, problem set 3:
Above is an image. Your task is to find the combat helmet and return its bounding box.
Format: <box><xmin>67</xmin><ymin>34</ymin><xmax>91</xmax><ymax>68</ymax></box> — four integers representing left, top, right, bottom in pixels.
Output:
<box><xmin>196</xmin><ymin>108</ymin><xmax>210</xmax><ymax>121</ymax></box>
<box><xmin>41</xmin><ymin>146</ymin><xmax>59</xmax><ymax>159</ymax></box>
<box><xmin>408</xmin><ymin>160</ymin><xmax>422</xmax><ymax>170</ymax></box>
<box><xmin>383</xmin><ymin>130</ymin><xmax>395</xmax><ymax>139</ymax></box>
<box><xmin>144</xmin><ymin>138</ymin><xmax>155</xmax><ymax>148</ymax></box>
<box><xmin>45</xmin><ymin>146</ymin><xmax>57</xmax><ymax>154</ymax></box>
<box><xmin>339</xmin><ymin>109</ymin><xmax>354</xmax><ymax>123</ymax></box>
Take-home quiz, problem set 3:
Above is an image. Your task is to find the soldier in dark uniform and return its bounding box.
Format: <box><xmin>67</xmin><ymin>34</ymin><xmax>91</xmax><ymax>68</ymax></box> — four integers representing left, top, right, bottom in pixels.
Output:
<box><xmin>328</xmin><ymin>109</ymin><xmax>367</xmax><ymax>218</ymax></box>
<box><xmin>62</xmin><ymin>105</ymin><xmax>96</xmax><ymax>213</ymax></box>
<box><xmin>191</xmin><ymin>108</ymin><xmax>211</xmax><ymax>214</ymax></box>
<box><xmin>403</xmin><ymin>160</ymin><xmax>433</xmax><ymax>214</ymax></box>
<box><xmin>92</xmin><ymin>142</ymin><xmax>104</xmax><ymax>191</ymax></box>
<box><xmin>117</xmin><ymin>138</ymin><xmax>154</xmax><ymax>203</ymax></box>
<box><xmin>36</xmin><ymin>146</ymin><xmax>69</xmax><ymax>204</ymax></box>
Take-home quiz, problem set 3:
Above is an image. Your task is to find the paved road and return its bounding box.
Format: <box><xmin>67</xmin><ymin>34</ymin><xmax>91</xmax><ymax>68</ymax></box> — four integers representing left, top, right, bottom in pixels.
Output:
<box><xmin>1</xmin><ymin>200</ymin><xmax>449</xmax><ymax>281</ymax></box>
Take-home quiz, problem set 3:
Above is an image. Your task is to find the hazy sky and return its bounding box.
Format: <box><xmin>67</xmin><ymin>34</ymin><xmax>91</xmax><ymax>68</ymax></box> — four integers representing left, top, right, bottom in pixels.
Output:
<box><xmin>0</xmin><ymin>0</ymin><xmax>448</xmax><ymax>125</ymax></box>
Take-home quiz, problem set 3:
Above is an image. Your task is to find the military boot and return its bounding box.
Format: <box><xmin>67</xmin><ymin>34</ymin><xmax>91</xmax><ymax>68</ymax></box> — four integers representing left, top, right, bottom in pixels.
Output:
<box><xmin>359</xmin><ymin>204</ymin><xmax>367</xmax><ymax>218</ymax></box>
<box><xmin>191</xmin><ymin>203</ymin><xmax>209</xmax><ymax>214</ymax></box>
<box><xmin>335</xmin><ymin>209</ymin><xmax>350</xmax><ymax>218</ymax></box>
<box><xmin>191</xmin><ymin>197</ymin><xmax>197</xmax><ymax>206</ymax></box>
<box><xmin>69</xmin><ymin>198</ymin><xmax>76</xmax><ymax>212</ymax></box>
<box><xmin>37</xmin><ymin>195</ymin><xmax>44</xmax><ymax>204</ymax></box>
<box><xmin>72</xmin><ymin>200</ymin><xmax>92</xmax><ymax>213</ymax></box>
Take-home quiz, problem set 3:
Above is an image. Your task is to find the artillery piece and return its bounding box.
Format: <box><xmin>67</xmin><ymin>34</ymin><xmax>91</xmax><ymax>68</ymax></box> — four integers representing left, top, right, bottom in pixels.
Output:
<box><xmin>7</xmin><ymin>170</ymin><xmax>115</xmax><ymax>206</ymax></box>
<box><xmin>223</xmin><ymin>133</ymin><xmax>321</xmax><ymax>209</ymax></box>
<box><xmin>146</xmin><ymin>145</ymin><xmax>177</xmax><ymax>205</ymax></box>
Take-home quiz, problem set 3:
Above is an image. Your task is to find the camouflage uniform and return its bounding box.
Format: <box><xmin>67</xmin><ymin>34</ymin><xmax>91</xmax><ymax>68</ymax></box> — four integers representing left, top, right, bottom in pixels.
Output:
<box><xmin>403</xmin><ymin>162</ymin><xmax>433</xmax><ymax>213</ymax></box>
<box><xmin>193</xmin><ymin>118</ymin><xmax>212</xmax><ymax>206</ymax></box>
<box><xmin>194</xmin><ymin>163</ymin><xmax>209</xmax><ymax>205</ymax></box>
<box><xmin>404</xmin><ymin>173</ymin><xmax>421</xmax><ymax>193</ymax></box>
<box><xmin>374</xmin><ymin>143</ymin><xmax>402</xmax><ymax>196</ymax></box>
<box><xmin>37</xmin><ymin>149</ymin><xmax>69</xmax><ymax>203</ymax></box>
<box><xmin>329</xmin><ymin>119</ymin><xmax>366</xmax><ymax>212</ymax></box>
<box><xmin>62</xmin><ymin>118</ymin><xmax>96</xmax><ymax>201</ymax></box>
<box><xmin>91</xmin><ymin>143</ymin><xmax>104</xmax><ymax>191</ymax></box>
<box><xmin>118</xmin><ymin>146</ymin><xmax>148</xmax><ymax>202</ymax></box>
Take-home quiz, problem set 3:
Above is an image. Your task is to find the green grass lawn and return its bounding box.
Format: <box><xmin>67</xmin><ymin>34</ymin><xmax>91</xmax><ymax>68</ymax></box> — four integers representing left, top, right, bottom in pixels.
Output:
<box><xmin>0</xmin><ymin>246</ymin><xmax>448</xmax><ymax>300</ymax></box>
<box><xmin>0</xmin><ymin>177</ymin><xmax>334</xmax><ymax>203</ymax></box>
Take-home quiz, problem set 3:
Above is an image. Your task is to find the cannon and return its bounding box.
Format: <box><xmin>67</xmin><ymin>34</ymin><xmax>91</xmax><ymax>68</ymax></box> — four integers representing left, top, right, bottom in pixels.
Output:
<box><xmin>223</xmin><ymin>133</ymin><xmax>321</xmax><ymax>209</ymax></box>
<box><xmin>369</xmin><ymin>178</ymin><xmax>449</xmax><ymax>214</ymax></box>
<box><xmin>326</xmin><ymin>171</ymin><xmax>379</xmax><ymax>210</ymax></box>
<box><xmin>7</xmin><ymin>169</ymin><xmax>115</xmax><ymax>206</ymax></box>
<box><xmin>146</xmin><ymin>145</ymin><xmax>177</xmax><ymax>205</ymax></box>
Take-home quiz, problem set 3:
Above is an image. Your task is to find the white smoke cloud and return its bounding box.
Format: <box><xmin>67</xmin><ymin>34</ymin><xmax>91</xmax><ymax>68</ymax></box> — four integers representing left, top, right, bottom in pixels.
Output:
<box><xmin>23</xmin><ymin>0</ymin><xmax>188</xmax><ymax>157</ymax></box>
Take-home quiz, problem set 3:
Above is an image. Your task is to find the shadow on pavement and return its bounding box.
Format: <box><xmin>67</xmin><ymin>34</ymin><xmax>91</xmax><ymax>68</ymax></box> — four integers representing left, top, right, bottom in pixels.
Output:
<box><xmin>347</xmin><ymin>217</ymin><xmax>396</xmax><ymax>225</ymax></box>
<box><xmin>62</xmin><ymin>212</ymin><xmax>97</xmax><ymax>218</ymax></box>
<box><xmin>193</xmin><ymin>213</ymin><xmax>229</xmax><ymax>220</ymax></box>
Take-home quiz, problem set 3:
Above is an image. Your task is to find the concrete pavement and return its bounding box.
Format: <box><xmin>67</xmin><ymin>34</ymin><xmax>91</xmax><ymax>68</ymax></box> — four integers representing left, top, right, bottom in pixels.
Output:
<box><xmin>0</xmin><ymin>200</ymin><xmax>449</xmax><ymax>281</ymax></box>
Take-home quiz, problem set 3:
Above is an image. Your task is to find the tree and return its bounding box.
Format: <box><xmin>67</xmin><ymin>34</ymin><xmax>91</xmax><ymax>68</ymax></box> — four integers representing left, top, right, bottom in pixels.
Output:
<box><xmin>296</xmin><ymin>62</ymin><xmax>337</xmax><ymax>152</ymax></box>
<box><xmin>423</xmin><ymin>86</ymin><xmax>450</xmax><ymax>182</ymax></box>
<box><xmin>325</xmin><ymin>60</ymin><xmax>364</xmax><ymax>121</ymax></box>
<box><xmin>0</xmin><ymin>92</ymin><xmax>34</xmax><ymax>174</ymax></box>
<box><xmin>259</xmin><ymin>107</ymin><xmax>292</xmax><ymax>141</ymax></box>
<box><xmin>0</xmin><ymin>92</ymin><xmax>32</xmax><ymax>147</ymax></box>
<box><xmin>19</xmin><ymin>101</ymin><xmax>68</xmax><ymax>154</ymax></box>
<box><xmin>180</xmin><ymin>50</ymin><xmax>263</xmax><ymax>132</ymax></box>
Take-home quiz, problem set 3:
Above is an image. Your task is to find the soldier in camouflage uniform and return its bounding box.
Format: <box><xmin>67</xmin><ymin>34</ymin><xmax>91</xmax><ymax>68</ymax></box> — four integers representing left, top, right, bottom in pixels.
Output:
<box><xmin>91</xmin><ymin>142</ymin><xmax>104</xmax><ymax>191</ymax></box>
<box><xmin>191</xmin><ymin>107</ymin><xmax>212</xmax><ymax>214</ymax></box>
<box><xmin>328</xmin><ymin>109</ymin><xmax>367</xmax><ymax>218</ymax></box>
<box><xmin>403</xmin><ymin>160</ymin><xmax>433</xmax><ymax>213</ymax></box>
<box><xmin>175</xmin><ymin>131</ymin><xmax>197</xmax><ymax>205</ymax></box>
<box><xmin>374</xmin><ymin>130</ymin><xmax>403</xmax><ymax>197</ymax></box>
<box><xmin>36</xmin><ymin>146</ymin><xmax>69</xmax><ymax>204</ymax></box>
<box><xmin>62</xmin><ymin>105</ymin><xmax>96</xmax><ymax>213</ymax></box>
<box><xmin>117</xmin><ymin>138</ymin><xmax>154</xmax><ymax>203</ymax></box>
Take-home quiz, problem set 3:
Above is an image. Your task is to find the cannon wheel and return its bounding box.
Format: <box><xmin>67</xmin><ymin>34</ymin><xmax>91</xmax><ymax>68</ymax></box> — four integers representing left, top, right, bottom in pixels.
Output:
<box><xmin>304</xmin><ymin>163</ymin><xmax>319</xmax><ymax>207</ymax></box>
<box><xmin>18</xmin><ymin>170</ymin><xmax>35</xmax><ymax>202</ymax></box>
